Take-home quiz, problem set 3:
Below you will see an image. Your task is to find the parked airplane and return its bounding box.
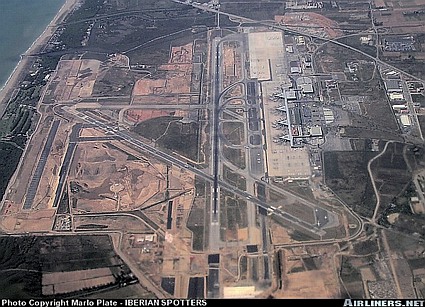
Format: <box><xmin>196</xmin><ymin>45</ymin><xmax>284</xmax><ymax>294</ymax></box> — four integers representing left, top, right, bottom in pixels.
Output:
<box><xmin>276</xmin><ymin>119</ymin><xmax>288</xmax><ymax>126</ymax></box>
<box><xmin>279</xmin><ymin>134</ymin><xmax>291</xmax><ymax>141</ymax></box>
<box><xmin>273</xmin><ymin>92</ymin><xmax>286</xmax><ymax>99</ymax></box>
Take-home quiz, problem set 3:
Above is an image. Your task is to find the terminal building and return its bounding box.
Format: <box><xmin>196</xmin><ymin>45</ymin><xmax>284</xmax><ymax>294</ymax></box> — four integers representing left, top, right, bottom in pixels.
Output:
<box><xmin>247</xmin><ymin>31</ymin><xmax>312</xmax><ymax>180</ymax></box>
<box><xmin>290</xmin><ymin>61</ymin><xmax>301</xmax><ymax>74</ymax></box>
<box><xmin>296</xmin><ymin>76</ymin><xmax>314</xmax><ymax>94</ymax></box>
<box><xmin>384</xmin><ymin>79</ymin><xmax>403</xmax><ymax>93</ymax></box>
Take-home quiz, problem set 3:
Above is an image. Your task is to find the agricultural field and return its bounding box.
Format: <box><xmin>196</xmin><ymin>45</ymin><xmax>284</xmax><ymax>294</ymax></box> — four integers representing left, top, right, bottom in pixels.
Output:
<box><xmin>0</xmin><ymin>235</ymin><xmax>145</xmax><ymax>298</ymax></box>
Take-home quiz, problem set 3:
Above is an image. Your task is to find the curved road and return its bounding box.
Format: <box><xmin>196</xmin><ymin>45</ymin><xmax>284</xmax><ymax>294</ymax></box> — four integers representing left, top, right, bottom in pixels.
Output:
<box><xmin>171</xmin><ymin>0</ymin><xmax>425</xmax><ymax>84</ymax></box>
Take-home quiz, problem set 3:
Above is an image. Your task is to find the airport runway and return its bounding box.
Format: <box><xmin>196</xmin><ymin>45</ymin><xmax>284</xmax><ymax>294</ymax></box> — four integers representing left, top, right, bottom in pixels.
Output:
<box><xmin>64</xmin><ymin>107</ymin><xmax>327</xmax><ymax>237</ymax></box>
<box><xmin>22</xmin><ymin>120</ymin><xmax>60</xmax><ymax>210</ymax></box>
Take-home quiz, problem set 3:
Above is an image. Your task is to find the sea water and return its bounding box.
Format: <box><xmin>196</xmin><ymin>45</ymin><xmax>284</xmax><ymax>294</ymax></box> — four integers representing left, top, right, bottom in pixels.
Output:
<box><xmin>0</xmin><ymin>0</ymin><xmax>65</xmax><ymax>88</ymax></box>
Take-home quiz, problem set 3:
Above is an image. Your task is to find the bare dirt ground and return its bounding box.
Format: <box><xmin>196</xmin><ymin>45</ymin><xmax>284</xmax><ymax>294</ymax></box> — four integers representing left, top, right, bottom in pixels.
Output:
<box><xmin>124</xmin><ymin>109</ymin><xmax>175</xmax><ymax>124</ymax></box>
<box><xmin>132</xmin><ymin>43</ymin><xmax>194</xmax><ymax>100</ymax></box>
<box><xmin>277</xmin><ymin>270</ymin><xmax>339</xmax><ymax>298</ymax></box>
<box><xmin>374</xmin><ymin>0</ymin><xmax>386</xmax><ymax>7</ymax></box>
<box><xmin>269</xmin><ymin>220</ymin><xmax>294</xmax><ymax>245</ymax></box>
<box><xmin>69</xmin><ymin>141</ymin><xmax>168</xmax><ymax>212</ymax></box>
<box><xmin>265</xmin><ymin>245</ymin><xmax>342</xmax><ymax>298</ymax></box>
<box><xmin>32</xmin><ymin>121</ymin><xmax>74</xmax><ymax>210</ymax></box>
<box><xmin>52</xmin><ymin>59</ymin><xmax>101</xmax><ymax>101</ymax></box>
<box><xmin>2</xmin><ymin>209</ymin><xmax>56</xmax><ymax>232</ymax></box>
<box><xmin>275</xmin><ymin>12</ymin><xmax>344</xmax><ymax>39</ymax></box>
<box><xmin>132</xmin><ymin>79</ymin><xmax>166</xmax><ymax>96</ymax></box>
<box><xmin>79</xmin><ymin>127</ymin><xmax>105</xmax><ymax>138</ymax></box>
<box><xmin>74</xmin><ymin>215</ymin><xmax>153</xmax><ymax>232</ymax></box>
<box><xmin>116</xmin><ymin>164</ymin><xmax>198</xmax><ymax>298</ymax></box>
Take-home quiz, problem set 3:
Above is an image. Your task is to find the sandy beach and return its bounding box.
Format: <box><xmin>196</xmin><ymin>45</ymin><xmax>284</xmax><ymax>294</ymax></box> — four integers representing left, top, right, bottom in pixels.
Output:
<box><xmin>0</xmin><ymin>0</ymin><xmax>81</xmax><ymax>110</ymax></box>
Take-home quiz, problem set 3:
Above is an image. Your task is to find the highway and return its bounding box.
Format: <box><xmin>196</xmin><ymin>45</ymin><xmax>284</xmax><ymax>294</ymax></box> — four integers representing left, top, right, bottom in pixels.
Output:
<box><xmin>171</xmin><ymin>0</ymin><xmax>425</xmax><ymax>84</ymax></box>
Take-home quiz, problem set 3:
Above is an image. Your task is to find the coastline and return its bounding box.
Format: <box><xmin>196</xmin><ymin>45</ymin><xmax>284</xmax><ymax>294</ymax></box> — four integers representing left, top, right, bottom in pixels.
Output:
<box><xmin>0</xmin><ymin>0</ymin><xmax>80</xmax><ymax>111</ymax></box>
